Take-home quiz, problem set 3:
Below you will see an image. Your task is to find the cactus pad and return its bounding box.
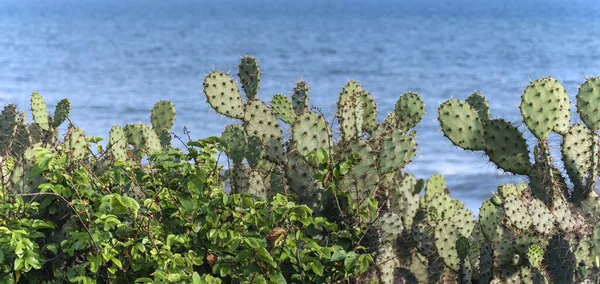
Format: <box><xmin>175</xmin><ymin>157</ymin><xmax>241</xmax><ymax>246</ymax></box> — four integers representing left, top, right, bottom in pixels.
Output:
<box><xmin>456</xmin><ymin>236</ymin><xmax>470</xmax><ymax>261</ymax></box>
<box><xmin>0</xmin><ymin>105</ymin><xmax>19</xmax><ymax>155</ymax></box>
<box><xmin>270</xmin><ymin>94</ymin><xmax>296</xmax><ymax>124</ymax></box>
<box><xmin>247</xmin><ymin>169</ymin><xmax>267</xmax><ymax>200</ymax></box>
<box><xmin>528</xmin><ymin>199</ymin><xmax>555</xmax><ymax>235</ymax></box>
<box><xmin>380</xmin><ymin>212</ymin><xmax>404</xmax><ymax>242</ymax></box>
<box><xmin>238</xmin><ymin>56</ymin><xmax>261</xmax><ymax>100</ymax></box>
<box><xmin>339</xmin><ymin>141</ymin><xmax>378</xmax><ymax>204</ymax></box>
<box><xmin>292</xmin><ymin>80</ymin><xmax>309</xmax><ymax>116</ymax></box>
<box><xmin>576</xmin><ymin>76</ymin><xmax>600</xmax><ymax>131</ymax></box>
<box><xmin>479</xmin><ymin>199</ymin><xmax>502</xmax><ymax>242</ymax></box>
<box><xmin>435</xmin><ymin>218</ymin><xmax>460</xmax><ymax>271</ymax></box>
<box><xmin>526</xmin><ymin>245</ymin><xmax>544</xmax><ymax>268</ymax></box>
<box><xmin>466</xmin><ymin>92</ymin><xmax>490</xmax><ymax>122</ymax></box>
<box><xmin>378</xmin><ymin>129</ymin><xmax>416</xmax><ymax>174</ymax></box>
<box><xmin>519</xmin><ymin>77</ymin><xmax>564</xmax><ymax>140</ymax></box>
<box><xmin>30</xmin><ymin>92</ymin><xmax>49</xmax><ymax>131</ymax></box>
<box><xmin>243</xmin><ymin>100</ymin><xmax>284</xmax><ymax>162</ymax></box>
<box><xmin>150</xmin><ymin>100</ymin><xmax>176</xmax><ymax>133</ymax></box>
<box><xmin>292</xmin><ymin>111</ymin><xmax>332</xmax><ymax>162</ymax></box>
<box><xmin>246</xmin><ymin>136</ymin><xmax>264</xmax><ymax>169</ymax></box>
<box><xmin>562</xmin><ymin>124</ymin><xmax>593</xmax><ymax>188</ymax></box>
<box><xmin>203</xmin><ymin>71</ymin><xmax>244</xmax><ymax>119</ymax></box>
<box><xmin>108</xmin><ymin>125</ymin><xmax>128</xmax><ymax>162</ymax></box>
<box><xmin>395</xmin><ymin>92</ymin><xmax>425</xmax><ymax>131</ymax></box>
<box><xmin>484</xmin><ymin>119</ymin><xmax>531</xmax><ymax>175</ymax></box>
<box><xmin>337</xmin><ymin>81</ymin><xmax>363</xmax><ymax>140</ymax></box>
<box><xmin>221</xmin><ymin>125</ymin><xmax>247</xmax><ymax>164</ymax></box>
<box><xmin>52</xmin><ymin>98</ymin><xmax>71</xmax><ymax>128</ymax></box>
<box><xmin>438</xmin><ymin>99</ymin><xmax>485</xmax><ymax>151</ymax></box>
<box><xmin>65</xmin><ymin>127</ymin><xmax>87</xmax><ymax>160</ymax></box>
<box><xmin>392</xmin><ymin>173</ymin><xmax>420</xmax><ymax>229</ymax></box>
<box><xmin>358</xmin><ymin>91</ymin><xmax>377</xmax><ymax>133</ymax></box>
<box><xmin>504</xmin><ymin>194</ymin><xmax>532</xmax><ymax>230</ymax></box>
<box><xmin>424</xmin><ymin>173</ymin><xmax>446</xmax><ymax>204</ymax></box>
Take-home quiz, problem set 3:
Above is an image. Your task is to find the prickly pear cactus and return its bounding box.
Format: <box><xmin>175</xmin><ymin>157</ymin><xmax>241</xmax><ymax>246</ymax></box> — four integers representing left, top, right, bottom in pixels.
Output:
<box><xmin>52</xmin><ymin>99</ymin><xmax>71</xmax><ymax>128</ymax></box>
<box><xmin>270</xmin><ymin>94</ymin><xmax>296</xmax><ymax>124</ymax></box>
<box><xmin>203</xmin><ymin>71</ymin><xmax>244</xmax><ymax>119</ymax></box>
<box><xmin>238</xmin><ymin>56</ymin><xmax>261</xmax><ymax>100</ymax></box>
<box><xmin>438</xmin><ymin>99</ymin><xmax>485</xmax><ymax>151</ymax></box>
<box><xmin>30</xmin><ymin>92</ymin><xmax>50</xmax><ymax>131</ymax></box>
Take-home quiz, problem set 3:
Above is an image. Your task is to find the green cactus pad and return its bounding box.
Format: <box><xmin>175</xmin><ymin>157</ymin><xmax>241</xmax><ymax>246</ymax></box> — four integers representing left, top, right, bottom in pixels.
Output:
<box><xmin>452</xmin><ymin>201</ymin><xmax>475</xmax><ymax>237</ymax></box>
<box><xmin>494</xmin><ymin>230</ymin><xmax>517</xmax><ymax>267</ymax></box>
<box><xmin>434</xmin><ymin>218</ymin><xmax>460</xmax><ymax>271</ymax></box>
<box><xmin>11</xmin><ymin>114</ymin><xmax>30</xmax><ymax>157</ymax></box>
<box><xmin>108</xmin><ymin>125</ymin><xmax>128</xmax><ymax>162</ymax></box>
<box><xmin>438</xmin><ymin>99</ymin><xmax>485</xmax><ymax>151</ymax></box>
<box><xmin>576</xmin><ymin>76</ymin><xmax>600</xmax><ymax>131</ymax></box>
<box><xmin>528</xmin><ymin>199</ymin><xmax>555</xmax><ymax>235</ymax></box>
<box><xmin>52</xmin><ymin>99</ymin><xmax>71</xmax><ymax>128</ymax></box>
<box><xmin>519</xmin><ymin>77</ymin><xmax>564</xmax><ymax>140</ymax></box>
<box><xmin>28</xmin><ymin>124</ymin><xmax>43</xmax><ymax>145</ymax></box>
<box><xmin>466</xmin><ymin>92</ymin><xmax>490</xmax><ymax>122</ymax></box>
<box><xmin>238</xmin><ymin>56</ymin><xmax>261</xmax><ymax>100</ymax></box>
<box><xmin>424</xmin><ymin>173</ymin><xmax>446</xmax><ymax>204</ymax></box>
<box><xmin>124</xmin><ymin>123</ymin><xmax>145</xmax><ymax>151</ymax></box>
<box><xmin>358</xmin><ymin>91</ymin><xmax>377</xmax><ymax>133</ymax></box>
<box><xmin>498</xmin><ymin>183</ymin><xmax>518</xmax><ymax>198</ymax></box>
<box><xmin>395</xmin><ymin>92</ymin><xmax>425</xmax><ymax>131</ymax></box>
<box><xmin>337</xmin><ymin>81</ymin><xmax>363</xmax><ymax>140</ymax></box>
<box><xmin>65</xmin><ymin>127</ymin><xmax>87</xmax><ymax>160</ymax></box>
<box><xmin>285</xmin><ymin>152</ymin><xmax>317</xmax><ymax>194</ymax></box>
<box><xmin>504</xmin><ymin>195</ymin><xmax>532</xmax><ymax>230</ymax></box>
<box><xmin>456</xmin><ymin>236</ymin><xmax>470</xmax><ymax>261</ymax></box>
<box><xmin>562</xmin><ymin>124</ymin><xmax>593</xmax><ymax>189</ymax></box>
<box><xmin>270</xmin><ymin>94</ymin><xmax>296</xmax><ymax>124</ymax></box>
<box><xmin>428</xmin><ymin>206</ymin><xmax>439</xmax><ymax>223</ymax></box>
<box><xmin>30</xmin><ymin>92</ymin><xmax>49</xmax><ymax>131</ymax></box>
<box><xmin>231</xmin><ymin>164</ymin><xmax>248</xmax><ymax>193</ymax></box>
<box><xmin>484</xmin><ymin>119</ymin><xmax>531</xmax><ymax>175</ymax></box>
<box><xmin>479</xmin><ymin>199</ymin><xmax>502</xmax><ymax>242</ymax></box>
<box><xmin>150</xmin><ymin>100</ymin><xmax>176</xmax><ymax>133</ymax></box>
<box><xmin>243</xmin><ymin>100</ymin><xmax>284</xmax><ymax>162</ymax></box>
<box><xmin>378</xmin><ymin>129</ymin><xmax>416</xmax><ymax>174</ymax></box>
<box><xmin>551</xmin><ymin>196</ymin><xmax>574</xmax><ymax>232</ymax></box>
<box><xmin>479</xmin><ymin>242</ymin><xmax>494</xmax><ymax>284</ymax></box>
<box><xmin>380</xmin><ymin>212</ymin><xmax>404</xmax><ymax>242</ymax></box>
<box><xmin>292</xmin><ymin>111</ymin><xmax>332</xmax><ymax>163</ymax></box>
<box><xmin>412</xmin><ymin>223</ymin><xmax>436</xmax><ymax>257</ymax></box>
<box><xmin>221</xmin><ymin>124</ymin><xmax>247</xmax><ymax>164</ymax></box>
<box><xmin>140</xmin><ymin>126</ymin><xmax>162</xmax><ymax>154</ymax></box>
<box><xmin>292</xmin><ymin>80</ymin><xmax>309</xmax><ymax>116</ymax></box>
<box><xmin>203</xmin><ymin>71</ymin><xmax>244</xmax><ymax>119</ymax></box>
<box><xmin>0</xmin><ymin>105</ymin><xmax>19</xmax><ymax>155</ymax></box>
<box><xmin>339</xmin><ymin>141</ymin><xmax>378</xmax><ymax>204</ymax></box>
<box><xmin>245</xmin><ymin>136</ymin><xmax>264</xmax><ymax>169</ymax></box>
<box><xmin>526</xmin><ymin>245</ymin><xmax>544</xmax><ymax>268</ymax></box>
<box><xmin>247</xmin><ymin>169</ymin><xmax>267</xmax><ymax>200</ymax></box>
<box><xmin>392</xmin><ymin>173</ymin><xmax>420</xmax><ymax>229</ymax></box>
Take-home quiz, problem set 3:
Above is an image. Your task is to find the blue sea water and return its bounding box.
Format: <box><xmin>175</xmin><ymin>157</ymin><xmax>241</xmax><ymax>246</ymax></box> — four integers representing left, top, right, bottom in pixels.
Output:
<box><xmin>1</xmin><ymin>0</ymin><xmax>600</xmax><ymax>212</ymax></box>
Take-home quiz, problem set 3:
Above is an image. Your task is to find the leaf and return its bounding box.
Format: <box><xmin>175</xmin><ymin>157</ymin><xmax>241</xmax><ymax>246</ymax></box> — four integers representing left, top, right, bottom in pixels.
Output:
<box><xmin>330</xmin><ymin>249</ymin><xmax>346</xmax><ymax>262</ymax></box>
<box><xmin>311</xmin><ymin>261</ymin><xmax>324</xmax><ymax>276</ymax></box>
<box><xmin>344</xmin><ymin>251</ymin><xmax>358</xmax><ymax>271</ymax></box>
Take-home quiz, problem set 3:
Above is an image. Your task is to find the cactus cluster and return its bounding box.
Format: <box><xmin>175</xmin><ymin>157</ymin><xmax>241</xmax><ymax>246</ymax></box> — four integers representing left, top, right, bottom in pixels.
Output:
<box><xmin>438</xmin><ymin>77</ymin><xmax>600</xmax><ymax>283</ymax></box>
<box><xmin>202</xmin><ymin>56</ymin><xmax>427</xmax><ymax>282</ymax></box>
<box><xmin>203</xmin><ymin>58</ymin><xmax>600</xmax><ymax>283</ymax></box>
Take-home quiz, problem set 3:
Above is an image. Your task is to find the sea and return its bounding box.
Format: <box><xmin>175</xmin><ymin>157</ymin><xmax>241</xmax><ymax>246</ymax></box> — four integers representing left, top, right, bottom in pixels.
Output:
<box><xmin>1</xmin><ymin>0</ymin><xmax>599</xmax><ymax>213</ymax></box>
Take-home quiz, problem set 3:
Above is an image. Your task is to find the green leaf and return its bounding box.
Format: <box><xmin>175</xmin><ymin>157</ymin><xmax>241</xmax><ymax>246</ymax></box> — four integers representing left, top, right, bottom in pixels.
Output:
<box><xmin>344</xmin><ymin>251</ymin><xmax>358</xmax><ymax>271</ymax></box>
<box><xmin>330</xmin><ymin>249</ymin><xmax>346</xmax><ymax>262</ymax></box>
<box><xmin>311</xmin><ymin>261</ymin><xmax>324</xmax><ymax>276</ymax></box>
